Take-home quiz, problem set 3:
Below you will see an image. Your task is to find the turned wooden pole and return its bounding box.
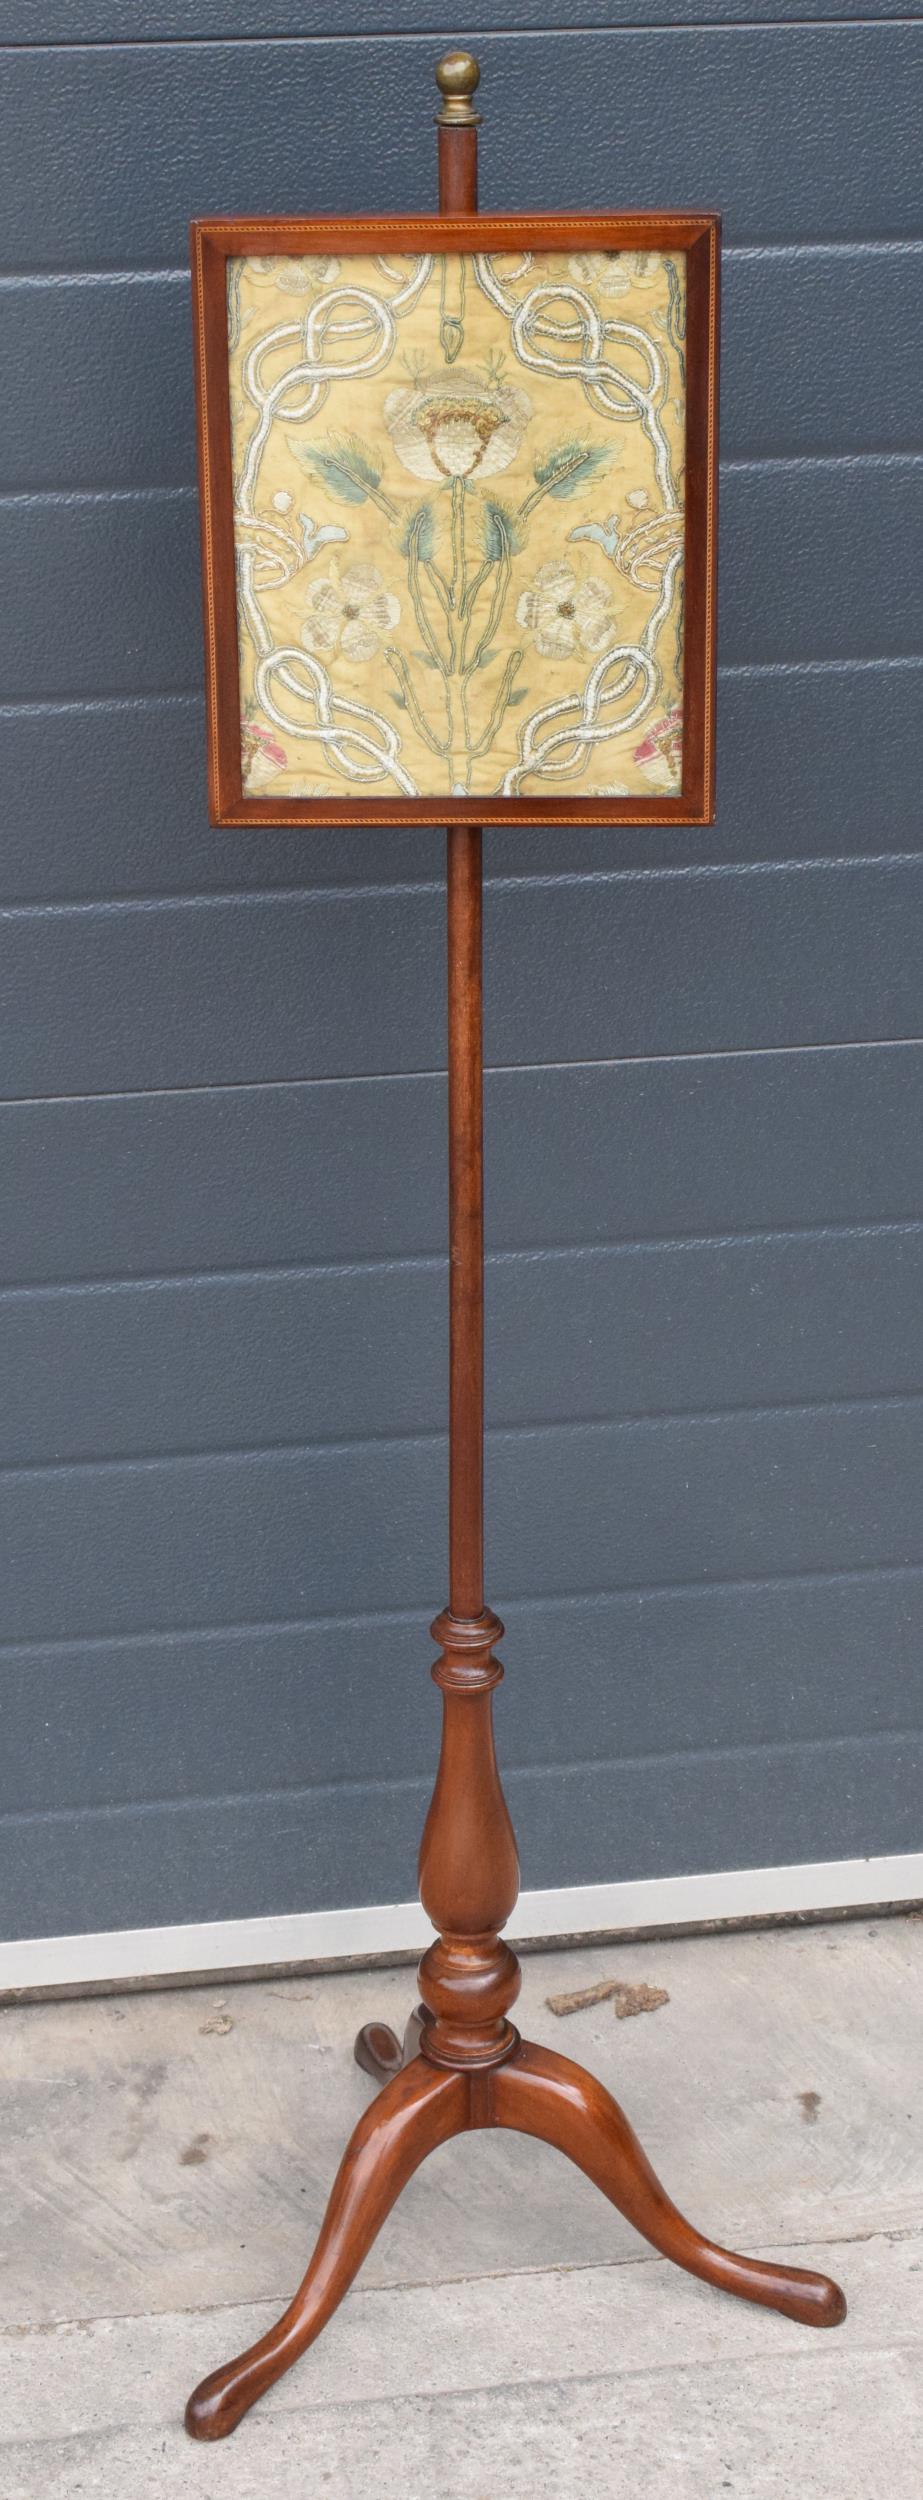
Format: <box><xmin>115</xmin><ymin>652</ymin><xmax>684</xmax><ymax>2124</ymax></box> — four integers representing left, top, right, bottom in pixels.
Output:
<box><xmin>438</xmin><ymin>58</ymin><xmax>485</xmax><ymax>1629</ymax></box>
<box><xmin>416</xmin><ymin>52</ymin><xmax>522</xmax><ymax>2072</ymax></box>
<box><xmin>446</xmin><ymin>823</ymin><xmax>485</xmax><ymax>1618</ymax></box>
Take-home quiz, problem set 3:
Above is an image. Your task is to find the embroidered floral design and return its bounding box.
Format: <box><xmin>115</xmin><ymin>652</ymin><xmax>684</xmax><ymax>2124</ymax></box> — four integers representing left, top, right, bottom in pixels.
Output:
<box><xmin>250</xmin><ymin>254</ymin><xmax>341</xmax><ymax>293</ymax></box>
<box><xmin>242</xmin><ymin>719</ymin><xmax>288</xmax><ymax>785</ymax></box>
<box><xmin>384</xmin><ymin>366</ymin><xmax>532</xmax><ymax>482</ymax></box>
<box><xmin>516</xmin><ymin>560</ymin><xmax>617</xmax><ymax>659</ymax></box>
<box><xmin>301</xmin><ymin>560</ymin><xmax>401</xmax><ymax>662</ymax></box>
<box><xmin>633</xmin><ymin>703</ymin><xmax>683</xmax><ymax>790</ymax></box>
<box><xmin>567</xmin><ymin>250</ymin><xmax>662</xmax><ymax>297</ymax></box>
<box><xmin>228</xmin><ymin>248</ymin><xmax>686</xmax><ymax>799</ymax></box>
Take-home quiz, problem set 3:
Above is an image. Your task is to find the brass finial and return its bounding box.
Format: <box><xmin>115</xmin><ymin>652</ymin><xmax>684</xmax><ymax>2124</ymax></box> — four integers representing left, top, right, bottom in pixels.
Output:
<box><xmin>435</xmin><ymin>49</ymin><xmax>482</xmax><ymax>126</ymax></box>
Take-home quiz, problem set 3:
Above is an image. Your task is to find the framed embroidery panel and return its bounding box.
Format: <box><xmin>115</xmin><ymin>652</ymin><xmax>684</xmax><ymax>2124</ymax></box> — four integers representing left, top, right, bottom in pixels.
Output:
<box><xmin>192</xmin><ymin>213</ymin><xmax>720</xmax><ymax>826</ymax></box>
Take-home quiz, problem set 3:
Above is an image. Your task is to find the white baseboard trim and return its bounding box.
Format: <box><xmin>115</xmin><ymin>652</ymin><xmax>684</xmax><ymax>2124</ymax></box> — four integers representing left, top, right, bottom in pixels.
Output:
<box><xmin>2</xmin><ymin>1852</ymin><xmax>921</xmax><ymax>1997</ymax></box>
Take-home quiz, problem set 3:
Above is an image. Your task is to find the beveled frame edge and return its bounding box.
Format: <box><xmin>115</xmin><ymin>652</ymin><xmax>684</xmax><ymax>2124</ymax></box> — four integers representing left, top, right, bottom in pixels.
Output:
<box><xmin>191</xmin><ymin>212</ymin><xmax>720</xmax><ymax>829</ymax></box>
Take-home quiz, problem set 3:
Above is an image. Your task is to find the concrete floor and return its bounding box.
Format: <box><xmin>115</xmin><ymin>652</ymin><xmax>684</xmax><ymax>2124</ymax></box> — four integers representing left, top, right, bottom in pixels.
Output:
<box><xmin>1</xmin><ymin>1915</ymin><xmax>921</xmax><ymax>2496</ymax></box>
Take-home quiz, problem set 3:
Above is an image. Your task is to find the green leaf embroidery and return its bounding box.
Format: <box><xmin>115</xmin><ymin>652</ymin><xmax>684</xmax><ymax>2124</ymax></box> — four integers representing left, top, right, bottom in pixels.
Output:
<box><xmin>474</xmin><ymin>645</ymin><xmax>500</xmax><ymax>669</ymax></box>
<box><xmin>291</xmin><ymin>432</ymin><xmax>383</xmax><ymax>505</ymax></box>
<box><xmin>440</xmin><ymin>315</ymin><xmax>465</xmax><ymax>365</ymax></box>
<box><xmin>481</xmin><ymin>498</ymin><xmax>521</xmax><ymax>561</ymax></box>
<box><xmin>412</xmin><ymin>647</ymin><xmax>441</xmax><ymax>671</ymax></box>
<box><xmin>532</xmin><ymin>440</ymin><xmax>612</xmax><ymax>500</ymax></box>
<box><xmin>399</xmin><ymin>501</ymin><xmax>436</xmax><ymax>561</ymax></box>
<box><xmin>508</xmin><ymin>686</ymin><xmax>531</xmax><ymax>705</ymax></box>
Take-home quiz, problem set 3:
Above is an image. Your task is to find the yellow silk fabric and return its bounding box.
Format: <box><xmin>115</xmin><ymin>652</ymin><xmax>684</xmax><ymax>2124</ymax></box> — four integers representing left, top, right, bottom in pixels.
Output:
<box><xmin>227</xmin><ymin>249</ymin><xmax>686</xmax><ymax>802</ymax></box>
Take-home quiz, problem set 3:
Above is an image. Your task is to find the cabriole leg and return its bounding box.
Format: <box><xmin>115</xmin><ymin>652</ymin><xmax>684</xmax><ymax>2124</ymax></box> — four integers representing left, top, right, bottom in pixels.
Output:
<box><xmin>491</xmin><ymin>2040</ymin><xmax>846</xmax><ymax>2329</ymax></box>
<box><xmin>185</xmin><ymin>2056</ymin><xmax>469</xmax><ymax>2439</ymax></box>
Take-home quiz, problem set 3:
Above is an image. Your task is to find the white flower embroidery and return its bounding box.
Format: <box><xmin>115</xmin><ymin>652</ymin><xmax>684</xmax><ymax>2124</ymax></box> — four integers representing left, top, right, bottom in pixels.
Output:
<box><xmin>568</xmin><ymin>251</ymin><xmax>663</xmax><ymax>299</ymax></box>
<box><xmin>515</xmin><ymin>560</ymin><xmax>617</xmax><ymax>660</ymax></box>
<box><xmin>301</xmin><ymin>561</ymin><xmax>400</xmax><ymax>662</ymax></box>
<box><xmin>384</xmin><ymin>366</ymin><xmax>532</xmax><ymax>483</ymax></box>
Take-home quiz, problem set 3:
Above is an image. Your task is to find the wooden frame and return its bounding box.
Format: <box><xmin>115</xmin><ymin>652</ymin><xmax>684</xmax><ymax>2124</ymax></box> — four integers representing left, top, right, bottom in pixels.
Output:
<box><xmin>191</xmin><ymin>212</ymin><xmax>720</xmax><ymax>828</ymax></box>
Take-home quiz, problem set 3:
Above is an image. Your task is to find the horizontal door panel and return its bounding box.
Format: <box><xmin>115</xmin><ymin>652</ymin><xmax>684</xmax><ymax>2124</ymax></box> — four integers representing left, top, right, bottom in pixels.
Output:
<box><xmin>2</xmin><ymin>856</ymin><xmax>922</xmax><ymax>1097</ymax></box>
<box><xmin>1</xmin><ymin>1043</ymin><xmax>921</xmax><ymax>1287</ymax></box>
<box><xmin>507</xmin><ymin>1730</ymin><xmax>923</xmax><ymax>1892</ymax></box>
<box><xmin>0</xmin><ymin>276</ymin><xmax>196</xmax><ymax>493</ymax></box>
<box><xmin>5</xmin><ymin>1223</ymin><xmax>923</xmax><ymax>1465</ymax></box>
<box><xmin>0</xmin><ymin>493</ymin><xmax>199</xmax><ymax>702</ymax></box>
<box><xmin>1</xmin><ymin>29</ymin><xmax>919</xmax><ymax>269</ymax></box>
<box><xmin>3</xmin><ymin>1</ymin><xmax>909</xmax><ymax>39</ymax></box>
<box><xmin>3</xmin><ymin>1567</ymin><xmax>919</xmax><ymax>1815</ymax></box>
<box><xmin>3</xmin><ymin>664</ymin><xmax>921</xmax><ymax>907</ymax></box>
<box><xmin>721</xmin><ymin>459</ymin><xmax>923</xmax><ymax>666</ymax></box>
<box><xmin>2</xmin><ymin>1397</ymin><xmax>921</xmax><ymax>1644</ymax></box>
<box><xmin>723</xmin><ymin>246</ymin><xmax>923</xmax><ymax>459</ymax></box>
<box><xmin>0</xmin><ymin>1727</ymin><xmax>917</xmax><ymax>1938</ymax></box>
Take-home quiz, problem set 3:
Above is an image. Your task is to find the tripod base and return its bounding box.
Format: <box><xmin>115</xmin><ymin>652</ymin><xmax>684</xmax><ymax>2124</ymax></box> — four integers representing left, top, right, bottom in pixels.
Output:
<box><xmin>185</xmin><ymin>2028</ymin><xmax>846</xmax><ymax>2441</ymax></box>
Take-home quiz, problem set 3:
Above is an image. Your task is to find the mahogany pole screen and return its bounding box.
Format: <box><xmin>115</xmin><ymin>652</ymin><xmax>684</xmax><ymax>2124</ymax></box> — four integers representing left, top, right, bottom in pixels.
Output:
<box><xmin>185</xmin><ymin>52</ymin><xmax>845</xmax><ymax>2447</ymax></box>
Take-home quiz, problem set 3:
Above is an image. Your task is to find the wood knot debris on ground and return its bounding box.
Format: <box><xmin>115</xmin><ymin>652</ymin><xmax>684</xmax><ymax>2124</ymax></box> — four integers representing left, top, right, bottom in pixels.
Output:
<box><xmin>546</xmin><ymin>1977</ymin><xmax>670</xmax><ymax>2020</ymax></box>
<box><xmin>199</xmin><ymin>2001</ymin><xmax>234</xmax><ymax>2036</ymax></box>
<box><xmin>797</xmin><ymin>2089</ymin><xmax>822</xmax><ymax>2123</ymax></box>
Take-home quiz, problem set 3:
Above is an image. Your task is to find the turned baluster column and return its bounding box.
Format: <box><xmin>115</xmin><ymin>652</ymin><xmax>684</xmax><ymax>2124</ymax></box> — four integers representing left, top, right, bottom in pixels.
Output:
<box><xmin>418</xmin><ymin>827</ymin><xmax>521</xmax><ymax>2069</ymax></box>
<box><xmin>416</xmin><ymin>54</ymin><xmax>522</xmax><ymax>2076</ymax></box>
